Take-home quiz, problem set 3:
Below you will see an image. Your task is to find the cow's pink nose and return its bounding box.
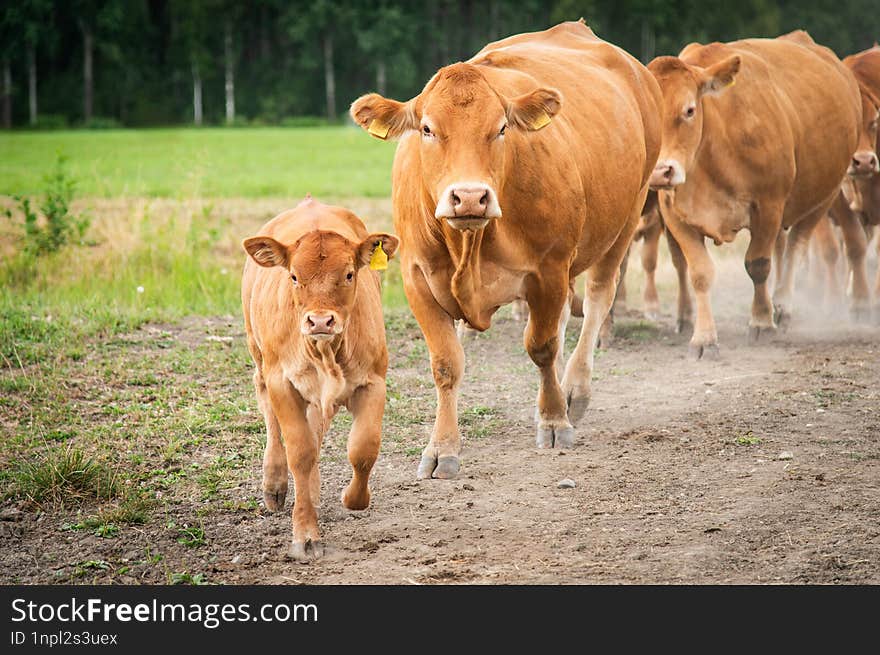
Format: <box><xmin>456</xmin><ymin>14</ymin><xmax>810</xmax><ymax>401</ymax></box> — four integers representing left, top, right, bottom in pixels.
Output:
<box><xmin>850</xmin><ymin>151</ymin><xmax>879</xmax><ymax>175</ymax></box>
<box><xmin>451</xmin><ymin>187</ymin><xmax>490</xmax><ymax>217</ymax></box>
<box><xmin>306</xmin><ymin>313</ymin><xmax>336</xmax><ymax>334</ymax></box>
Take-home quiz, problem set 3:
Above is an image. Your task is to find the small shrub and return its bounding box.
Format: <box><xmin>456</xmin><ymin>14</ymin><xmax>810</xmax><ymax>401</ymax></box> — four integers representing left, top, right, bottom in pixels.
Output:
<box><xmin>3</xmin><ymin>155</ymin><xmax>90</xmax><ymax>256</ymax></box>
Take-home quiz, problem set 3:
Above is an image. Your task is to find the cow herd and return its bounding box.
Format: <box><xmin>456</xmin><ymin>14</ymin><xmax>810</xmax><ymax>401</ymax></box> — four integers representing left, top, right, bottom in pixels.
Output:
<box><xmin>239</xmin><ymin>20</ymin><xmax>879</xmax><ymax>560</ymax></box>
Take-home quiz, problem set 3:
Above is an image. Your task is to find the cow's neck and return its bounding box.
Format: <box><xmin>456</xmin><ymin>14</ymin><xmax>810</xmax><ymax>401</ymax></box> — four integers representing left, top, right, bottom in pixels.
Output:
<box><xmin>447</xmin><ymin>227</ymin><xmax>491</xmax><ymax>330</ymax></box>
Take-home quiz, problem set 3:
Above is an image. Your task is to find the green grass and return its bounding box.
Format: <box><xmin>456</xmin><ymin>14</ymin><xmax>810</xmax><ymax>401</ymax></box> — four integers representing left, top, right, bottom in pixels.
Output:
<box><xmin>4</xmin><ymin>445</ymin><xmax>120</xmax><ymax>506</ymax></box>
<box><xmin>0</xmin><ymin>128</ymin><xmax>397</xmax><ymax>198</ymax></box>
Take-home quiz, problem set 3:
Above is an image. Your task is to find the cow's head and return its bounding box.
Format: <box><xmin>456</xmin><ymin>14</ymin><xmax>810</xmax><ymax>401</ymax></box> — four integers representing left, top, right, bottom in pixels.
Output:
<box><xmin>647</xmin><ymin>54</ymin><xmax>741</xmax><ymax>189</ymax></box>
<box><xmin>243</xmin><ymin>230</ymin><xmax>398</xmax><ymax>339</ymax></box>
<box><xmin>848</xmin><ymin>83</ymin><xmax>880</xmax><ymax>177</ymax></box>
<box><xmin>350</xmin><ymin>62</ymin><xmax>562</xmax><ymax>230</ymax></box>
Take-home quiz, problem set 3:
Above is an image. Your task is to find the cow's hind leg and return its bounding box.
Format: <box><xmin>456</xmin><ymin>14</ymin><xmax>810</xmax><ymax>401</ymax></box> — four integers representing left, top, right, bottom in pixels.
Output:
<box><xmin>342</xmin><ymin>379</ymin><xmax>384</xmax><ymax>510</ymax></box>
<box><xmin>524</xmin><ymin>268</ymin><xmax>572</xmax><ymax>448</ymax></box>
<box><xmin>562</xmin><ymin>215</ymin><xmax>635</xmax><ymax>426</ymax></box>
<box><xmin>405</xmin><ymin>265</ymin><xmax>464</xmax><ymax>479</ymax></box>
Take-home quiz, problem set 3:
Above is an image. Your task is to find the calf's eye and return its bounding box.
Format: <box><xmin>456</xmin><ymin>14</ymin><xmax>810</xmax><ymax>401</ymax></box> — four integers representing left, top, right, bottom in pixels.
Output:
<box><xmin>291</xmin><ymin>274</ymin><xmax>297</xmax><ymax>284</ymax></box>
<box><xmin>422</xmin><ymin>125</ymin><xmax>432</xmax><ymax>135</ymax></box>
<box><xmin>685</xmin><ymin>106</ymin><xmax>695</xmax><ymax>119</ymax></box>
<box><xmin>499</xmin><ymin>124</ymin><xmax>507</xmax><ymax>136</ymax></box>
<box><xmin>346</xmin><ymin>272</ymin><xmax>354</xmax><ymax>281</ymax></box>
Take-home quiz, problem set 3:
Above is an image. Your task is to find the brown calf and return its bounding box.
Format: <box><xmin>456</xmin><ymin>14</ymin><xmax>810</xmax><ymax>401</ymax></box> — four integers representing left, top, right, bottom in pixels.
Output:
<box><xmin>241</xmin><ymin>197</ymin><xmax>398</xmax><ymax>560</ymax></box>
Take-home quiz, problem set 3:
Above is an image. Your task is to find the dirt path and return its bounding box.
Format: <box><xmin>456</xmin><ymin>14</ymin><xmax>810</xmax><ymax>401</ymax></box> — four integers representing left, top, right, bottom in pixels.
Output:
<box><xmin>2</xmin><ymin>237</ymin><xmax>879</xmax><ymax>584</ymax></box>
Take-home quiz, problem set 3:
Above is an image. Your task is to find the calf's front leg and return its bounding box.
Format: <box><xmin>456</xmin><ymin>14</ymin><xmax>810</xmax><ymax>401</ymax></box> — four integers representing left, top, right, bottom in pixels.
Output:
<box><xmin>343</xmin><ymin>378</ymin><xmax>384</xmax><ymax>510</ymax></box>
<box><xmin>266</xmin><ymin>375</ymin><xmax>322</xmax><ymax>561</ymax></box>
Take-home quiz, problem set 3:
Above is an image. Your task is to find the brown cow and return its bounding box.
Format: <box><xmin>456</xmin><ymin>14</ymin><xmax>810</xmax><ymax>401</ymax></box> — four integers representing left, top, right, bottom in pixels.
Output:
<box><xmin>808</xmin><ymin>46</ymin><xmax>880</xmax><ymax>318</ymax></box>
<box><xmin>241</xmin><ymin>197</ymin><xmax>399</xmax><ymax>560</ymax></box>
<box><xmin>351</xmin><ymin>20</ymin><xmax>661</xmax><ymax>477</ymax></box>
<box><xmin>647</xmin><ymin>31</ymin><xmax>863</xmax><ymax>357</ymax></box>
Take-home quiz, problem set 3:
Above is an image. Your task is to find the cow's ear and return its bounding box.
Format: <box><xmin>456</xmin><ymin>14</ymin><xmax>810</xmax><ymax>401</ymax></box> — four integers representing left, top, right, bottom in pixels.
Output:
<box><xmin>350</xmin><ymin>93</ymin><xmax>418</xmax><ymax>140</ymax></box>
<box><xmin>507</xmin><ymin>87</ymin><xmax>562</xmax><ymax>131</ymax></box>
<box><xmin>698</xmin><ymin>55</ymin><xmax>741</xmax><ymax>97</ymax></box>
<box><xmin>243</xmin><ymin>236</ymin><xmax>288</xmax><ymax>268</ymax></box>
<box><xmin>357</xmin><ymin>233</ymin><xmax>400</xmax><ymax>269</ymax></box>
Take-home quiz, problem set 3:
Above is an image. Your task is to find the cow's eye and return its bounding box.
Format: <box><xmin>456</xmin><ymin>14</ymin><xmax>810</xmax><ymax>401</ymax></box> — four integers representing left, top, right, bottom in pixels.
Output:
<box><xmin>346</xmin><ymin>272</ymin><xmax>354</xmax><ymax>281</ymax></box>
<box><xmin>422</xmin><ymin>125</ymin><xmax>432</xmax><ymax>136</ymax></box>
<box><xmin>291</xmin><ymin>274</ymin><xmax>298</xmax><ymax>284</ymax></box>
<box><xmin>684</xmin><ymin>105</ymin><xmax>696</xmax><ymax>119</ymax></box>
<box><xmin>499</xmin><ymin>124</ymin><xmax>507</xmax><ymax>137</ymax></box>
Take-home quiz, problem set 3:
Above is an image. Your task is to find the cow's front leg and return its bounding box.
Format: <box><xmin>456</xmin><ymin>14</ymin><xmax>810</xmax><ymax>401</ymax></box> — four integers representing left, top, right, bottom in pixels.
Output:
<box><xmin>836</xmin><ymin>208</ymin><xmax>871</xmax><ymax>321</ymax></box>
<box><xmin>773</xmin><ymin>197</ymin><xmax>834</xmax><ymax>328</ymax></box>
<box><xmin>266</xmin><ymin>375</ymin><xmax>322</xmax><ymax>561</ymax></box>
<box><xmin>743</xmin><ymin>200</ymin><xmax>783</xmax><ymax>343</ymax></box>
<box><xmin>524</xmin><ymin>271</ymin><xmax>572</xmax><ymax>448</ymax></box>
<box><xmin>562</xmin><ymin>214</ymin><xmax>635</xmax><ymax>424</ymax></box>
<box><xmin>404</xmin><ymin>264</ymin><xmax>464</xmax><ymax>479</ymax></box>
<box><xmin>660</xmin><ymin>194</ymin><xmax>718</xmax><ymax>359</ymax></box>
<box><xmin>342</xmin><ymin>378</ymin><xmax>384</xmax><ymax>510</ymax></box>
<box><xmin>666</xmin><ymin>226</ymin><xmax>693</xmax><ymax>333</ymax></box>
<box><xmin>640</xmin><ymin>216</ymin><xmax>663</xmax><ymax>320</ymax></box>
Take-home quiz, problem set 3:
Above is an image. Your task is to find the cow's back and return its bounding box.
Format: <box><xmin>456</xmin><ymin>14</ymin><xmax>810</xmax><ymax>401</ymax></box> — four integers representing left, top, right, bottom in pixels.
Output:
<box><xmin>680</xmin><ymin>34</ymin><xmax>861</xmax><ymax>221</ymax></box>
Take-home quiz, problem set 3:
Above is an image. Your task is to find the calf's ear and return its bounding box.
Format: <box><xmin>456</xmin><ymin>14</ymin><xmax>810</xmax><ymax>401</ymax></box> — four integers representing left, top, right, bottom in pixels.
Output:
<box><xmin>357</xmin><ymin>233</ymin><xmax>400</xmax><ymax>269</ymax></box>
<box><xmin>507</xmin><ymin>87</ymin><xmax>562</xmax><ymax>131</ymax></box>
<box><xmin>350</xmin><ymin>93</ymin><xmax>418</xmax><ymax>140</ymax></box>
<box><xmin>242</xmin><ymin>236</ymin><xmax>288</xmax><ymax>268</ymax></box>
<box><xmin>698</xmin><ymin>55</ymin><xmax>741</xmax><ymax>96</ymax></box>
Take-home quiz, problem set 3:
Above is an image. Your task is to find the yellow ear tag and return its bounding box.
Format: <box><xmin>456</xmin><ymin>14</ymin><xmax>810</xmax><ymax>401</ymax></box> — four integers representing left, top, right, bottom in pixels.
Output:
<box><xmin>727</xmin><ymin>78</ymin><xmax>736</xmax><ymax>88</ymax></box>
<box><xmin>530</xmin><ymin>110</ymin><xmax>551</xmax><ymax>130</ymax></box>
<box><xmin>369</xmin><ymin>243</ymin><xmax>388</xmax><ymax>271</ymax></box>
<box><xmin>368</xmin><ymin>119</ymin><xmax>390</xmax><ymax>139</ymax></box>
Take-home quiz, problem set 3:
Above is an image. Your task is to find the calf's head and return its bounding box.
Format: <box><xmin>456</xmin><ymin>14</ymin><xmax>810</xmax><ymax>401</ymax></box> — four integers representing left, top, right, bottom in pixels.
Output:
<box><xmin>243</xmin><ymin>230</ymin><xmax>398</xmax><ymax>339</ymax></box>
<box><xmin>350</xmin><ymin>63</ymin><xmax>562</xmax><ymax>230</ymax></box>
<box><xmin>647</xmin><ymin>54</ymin><xmax>741</xmax><ymax>189</ymax></box>
<box><xmin>848</xmin><ymin>84</ymin><xmax>880</xmax><ymax>178</ymax></box>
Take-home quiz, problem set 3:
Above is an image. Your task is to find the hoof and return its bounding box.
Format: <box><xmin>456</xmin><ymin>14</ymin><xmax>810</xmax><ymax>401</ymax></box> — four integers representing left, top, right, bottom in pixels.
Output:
<box><xmin>287</xmin><ymin>539</ymin><xmax>324</xmax><ymax>562</ymax></box>
<box><xmin>536</xmin><ymin>422</ymin><xmax>575</xmax><ymax>449</ymax></box>
<box><xmin>688</xmin><ymin>342</ymin><xmax>720</xmax><ymax>360</ymax></box>
<box><xmin>342</xmin><ymin>484</ymin><xmax>370</xmax><ymax>511</ymax></box>
<box><xmin>263</xmin><ymin>488</ymin><xmax>287</xmax><ymax>512</ymax></box>
<box><xmin>748</xmin><ymin>325</ymin><xmax>775</xmax><ymax>345</ymax></box>
<box><xmin>773</xmin><ymin>306</ymin><xmax>791</xmax><ymax>331</ymax></box>
<box><xmin>566</xmin><ymin>389</ymin><xmax>591</xmax><ymax>425</ymax></box>
<box><xmin>417</xmin><ymin>454</ymin><xmax>460</xmax><ymax>479</ymax></box>
<box><xmin>676</xmin><ymin>318</ymin><xmax>693</xmax><ymax>335</ymax></box>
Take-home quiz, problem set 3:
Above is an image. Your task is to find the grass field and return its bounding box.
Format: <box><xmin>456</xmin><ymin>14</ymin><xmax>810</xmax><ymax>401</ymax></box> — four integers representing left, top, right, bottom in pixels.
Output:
<box><xmin>0</xmin><ymin>127</ymin><xmax>397</xmax><ymax>198</ymax></box>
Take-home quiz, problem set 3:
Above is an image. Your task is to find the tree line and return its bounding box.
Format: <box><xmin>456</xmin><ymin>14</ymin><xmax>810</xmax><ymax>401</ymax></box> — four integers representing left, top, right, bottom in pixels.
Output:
<box><xmin>1</xmin><ymin>0</ymin><xmax>877</xmax><ymax>129</ymax></box>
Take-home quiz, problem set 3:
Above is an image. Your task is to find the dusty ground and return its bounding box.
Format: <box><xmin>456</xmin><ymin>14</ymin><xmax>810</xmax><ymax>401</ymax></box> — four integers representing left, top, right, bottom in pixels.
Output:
<box><xmin>2</xmin><ymin>230</ymin><xmax>879</xmax><ymax>585</ymax></box>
